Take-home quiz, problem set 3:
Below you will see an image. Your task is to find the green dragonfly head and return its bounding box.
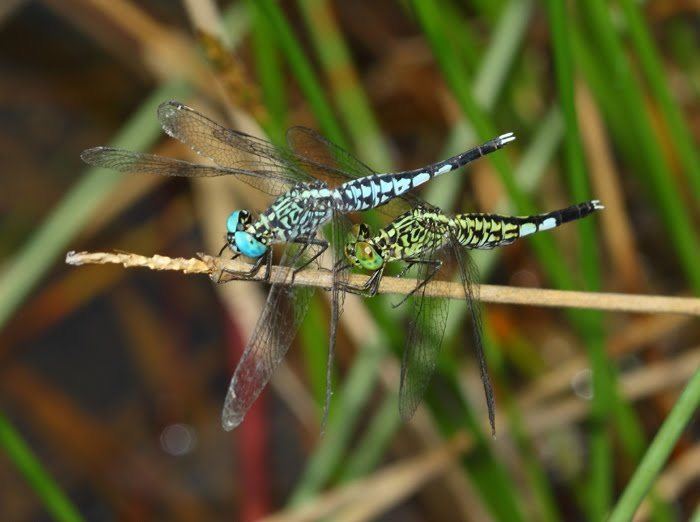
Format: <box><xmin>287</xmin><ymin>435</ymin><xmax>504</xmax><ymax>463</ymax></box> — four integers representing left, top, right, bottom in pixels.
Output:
<box><xmin>345</xmin><ymin>223</ymin><xmax>384</xmax><ymax>271</ymax></box>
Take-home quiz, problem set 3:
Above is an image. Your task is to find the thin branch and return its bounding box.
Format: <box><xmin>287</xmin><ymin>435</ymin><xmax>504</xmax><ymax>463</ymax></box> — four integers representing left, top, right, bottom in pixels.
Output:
<box><xmin>65</xmin><ymin>250</ymin><xmax>700</xmax><ymax>316</ymax></box>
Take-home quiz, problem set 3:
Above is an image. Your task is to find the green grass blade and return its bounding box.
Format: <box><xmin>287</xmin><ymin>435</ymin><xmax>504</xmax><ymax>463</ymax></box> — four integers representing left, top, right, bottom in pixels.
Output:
<box><xmin>289</xmin><ymin>329</ymin><xmax>391</xmax><ymax>504</ymax></box>
<box><xmin>545</xmin><ymin>0</ymin><xmax>609</xmax><ymax>517</ymax></box>
<box><xmin>484</xmin><ymin>322</ymin><xmax>562</xmax><ymax>522</ymax></box>
<box><xmin>578</xmin><ymin>0</ymin><xmax>700</xmax><ymax>291</ymax></box>
<box><xmin>692</xmin><ymin>504</ymin><xmax>700</xmax><ymax>522</ymax></box>
<box><xmin>298</xmin><ymin>295</ymin><xmax>331</xmax><ymax>406</ymax></box>
<box><xmin>608</xmin><ymin>369</ymin><xmax>700</xmax><ymax>522</ymax></box>
<box><xmin>297</xmin><ymin>0</ymin><xmax>393</xmax><ymax>171</ymax></box>
<box><xmin>338</xmin><ymin>393</ymin><xmax>399</xmax><ymax>481</ymax></box>
<box><xmin>336</xmin><ymin>3</ymin><xmax>558</xmax><ymax>518</ymax></box>
<box><xmin>248</xmin><ymin>0</ymin><xmax>287</xmax><ymax>143</ymax></box>
<box><xmin>473</xmin><ymin>0</ymin><xmax>533</xmax><ymax>107</ymax></box>
<box><xmin>256</xmin><ymin>0</ymin><xmax>347</xmax><ymax>148</ymax></box>
<box><xmin>0</xmin><ymin>411</ymin><xmax>83</xmax><ymax>522</ymax></box>
<box><xmin>618</xmin><ymin>0</ymin><xmax>700</xmax><ymax>203</ymax></box>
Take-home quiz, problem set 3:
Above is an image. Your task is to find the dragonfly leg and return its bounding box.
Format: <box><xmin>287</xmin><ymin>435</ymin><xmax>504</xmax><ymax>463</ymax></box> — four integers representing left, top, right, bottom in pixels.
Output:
<box><xmin>215</xmin><ymin>251</ymin><xmax>269</xmax><ymax>284</ymax></box>
<box><xmin>392</xmin><ymin>258</ymin><xmax>443</xmax><ymax>308</ymax></box>
<box><xmin>338</xmin><ymin>265</ymin><xmax>385</xmax><ymax>297</ymax></box>
<box><xmin>395</xmin><ymin>262</ymin><xmax>416</xmax><ymax>279</ymax></box>
<box><xmin>334</xmin><ymin>259</ymin><xmax>352</xmax><ymax>271</ymax></box>
<box><xmin>213</xmin><ymin>251</ymin><xmax>240</xmax><ymax>284</ymax></box>
<box><xmin>290</xmin><ymin>237</ymin><xmax>328</xmax><ymax>283</ymax></box>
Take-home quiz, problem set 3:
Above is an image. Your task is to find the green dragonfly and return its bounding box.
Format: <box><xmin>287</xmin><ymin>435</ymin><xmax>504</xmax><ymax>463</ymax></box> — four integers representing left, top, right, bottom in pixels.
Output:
<box><xmin>342</xmin><ymin>200</ymin><xmax>604</xmax><ymax>433</ymax></box>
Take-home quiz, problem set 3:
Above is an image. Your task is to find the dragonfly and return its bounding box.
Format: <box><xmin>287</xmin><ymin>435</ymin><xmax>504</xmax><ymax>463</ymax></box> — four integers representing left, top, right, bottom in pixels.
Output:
<box><xmin>81</xmin><ymin>100</ymin><xmax>517</xmax><ymax>430</ymax></box>
<box><xmin>342</xmin><ymin>199</ymin><xmax>604</xmax><ymax>434</ymax></box>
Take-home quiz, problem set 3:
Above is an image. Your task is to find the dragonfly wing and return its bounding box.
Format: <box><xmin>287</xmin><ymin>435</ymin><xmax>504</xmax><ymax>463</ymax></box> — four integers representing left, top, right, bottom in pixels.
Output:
<box><xmin>318</xmin><ymin>210</ymin><xmax>352</xmax><ymax>429</ymax></box>
<box><xmin>286</xmin><ymin>126</ymin><xmax>377</xmax><ymax>181</ymax></box>
<box><xmin>399</xmin><ymin>247</ymin><xmax>449</xmax><ymax>422</ymax></box>
<box><xmin>157</xmin><ymin>101</ymin><xmax>312</xmax><ymax>191</ymax></box>
<box><xmin>221</xmin><ymin>251</ymin><xmax>315</xmax><ymax>430</ymax></box>
<box><xmin>220</xmin><ymin>209</ymin><xmax>324</xmax><ymax>430</ymax></box>
<box><xmin>80</xmin><ymin>147</ymin><xmax>294</xmax><ymax>196</ymax></box>
<box><xmin>451</xmin><ymin>238</ymin><xmax>496</xmax><ymax>435</ymax></box>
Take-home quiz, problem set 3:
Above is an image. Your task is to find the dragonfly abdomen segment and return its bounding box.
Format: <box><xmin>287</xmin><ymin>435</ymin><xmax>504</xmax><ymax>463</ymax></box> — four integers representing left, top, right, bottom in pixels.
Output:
<box><xmin>450</xmin><ymin>200</ymin><xmax>604</xmax><ymax>250</ymax></box>
<box><xmin>333</xmin><ymin>132</ymin><xmax>516</xmax><ymax>213</ymax></box>
<box><xmin>370</xmin><ymin>207</ymin><xmax>450</xmax><ymax>262</ymax></box>
<box><xmin>333</xmin><ymin>172</ymin><xmax>439</xmax><ymax>212</ymax></box>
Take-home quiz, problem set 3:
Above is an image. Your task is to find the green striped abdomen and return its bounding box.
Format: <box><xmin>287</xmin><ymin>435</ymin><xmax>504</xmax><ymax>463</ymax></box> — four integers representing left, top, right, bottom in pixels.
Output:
<box><xmin>449</xmin><ymin>200</ymin><xmax>603</xmax><ymax>250</ymax></box>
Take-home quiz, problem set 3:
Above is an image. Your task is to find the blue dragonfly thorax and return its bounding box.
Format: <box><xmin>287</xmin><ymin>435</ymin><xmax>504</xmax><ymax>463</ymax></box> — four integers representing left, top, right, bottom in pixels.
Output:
<box><xmin>226</xmin><ymin>210</ymin><xmax>268</xmax><ymax>258</ymax></box>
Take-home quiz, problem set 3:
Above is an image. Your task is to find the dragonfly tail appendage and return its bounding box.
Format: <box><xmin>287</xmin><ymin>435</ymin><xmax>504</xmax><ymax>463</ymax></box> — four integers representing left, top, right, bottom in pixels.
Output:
<box><xmin>511</xmin><ymin>199</ymin><xmax>605</xmax><ymax>240</ymax></box>
<box><xmin>447</xmin><ymin>131</ymin><xmax>516</xmax><ymax>171</ymax></box>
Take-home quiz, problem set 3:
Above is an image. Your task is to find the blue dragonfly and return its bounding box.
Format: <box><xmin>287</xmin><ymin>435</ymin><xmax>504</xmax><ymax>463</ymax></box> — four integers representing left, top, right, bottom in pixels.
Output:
<box><xmin>81</xmin><ymin>101</ymin><xmax>516</xmax><ymax>429</ymax></box>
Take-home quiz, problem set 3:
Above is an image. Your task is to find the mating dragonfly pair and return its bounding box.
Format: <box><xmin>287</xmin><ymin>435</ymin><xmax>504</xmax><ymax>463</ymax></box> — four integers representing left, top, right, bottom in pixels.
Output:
<box><xmin>82</xmin><ymin>101</ymin><xmax>603</xmax><ymax>434</ymax></box>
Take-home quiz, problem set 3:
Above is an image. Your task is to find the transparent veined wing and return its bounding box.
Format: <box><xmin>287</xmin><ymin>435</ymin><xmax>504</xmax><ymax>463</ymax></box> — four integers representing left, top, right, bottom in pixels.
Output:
<box><xmin>157</xmin><ymin>101</ymin><xmax>313</xmax><ymax>187</ymax></box>
<box><xmin>80</xmin><ymin>147</ymin><xmax>296</xmax><ymax>197</ymax></box>
<box><xmin>220</xmin><ymin>208</ymin><xmax>326</xmax><ymax>430</ymax></box>
<box><xmin>399</xmin><ymin>244</ymin><xmax>450</xmax><ymax>421</ymax></box>
<box><xmin>451</xmin><ymin>236</ymin><xmax>496</xmax><ymax>436</ymax></box>
<box><xmin>319</xmin><ymin>210</ymin><xmax>352</xmax><ymax>429</ymax></box>
<box><xmin>286</xmin><ymin>126</ymin><xmax>377</xmax><ymax>183</ymax></box>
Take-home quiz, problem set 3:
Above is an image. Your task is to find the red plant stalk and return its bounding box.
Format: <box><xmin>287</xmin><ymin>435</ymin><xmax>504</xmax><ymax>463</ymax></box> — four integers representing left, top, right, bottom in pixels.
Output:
<box><xmin>226</xmin><ymin>316</ymin><xmax>271</xmax><ymax>521</ymax></box>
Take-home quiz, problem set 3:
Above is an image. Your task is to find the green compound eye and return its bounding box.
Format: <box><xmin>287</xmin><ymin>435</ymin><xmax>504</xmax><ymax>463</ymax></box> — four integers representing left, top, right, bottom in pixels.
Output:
<box><xmin>355</xmin><ymin>241</ymin><xmax>384</xmax><ymax>270</ymax></box>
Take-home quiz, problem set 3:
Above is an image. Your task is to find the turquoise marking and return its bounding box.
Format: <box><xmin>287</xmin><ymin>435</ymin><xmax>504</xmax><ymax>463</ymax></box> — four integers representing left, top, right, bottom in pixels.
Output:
<box><xmin>380</xmin><ymin>179</ymin><xmax>393</xmax><ymax>193</ymax></box>
<box><xmin>394</xmin><ymin>178</ymin><xmax>410</xmax><ymax>194</ymax></box>
<box><xmin>227</xmin><ymin>211</ymin><xmax>242</xmax><ymax>233</ymax></box>
<box><xmin>436</xmin><ymin>164</ymin><xmax>452</xmax><ymax>175</ymax></box>
<box><xmin>234</xmin><ymin>231</ymin><xmax>268</xmax><ymax>258</ymax></box>
<box><xmin>540</xmin><ymin>217</ymin><xmax>556</xmax><ymax>231</ymax></box>
<box><xmin>519</xmin><ymin>223</ymin><xmax>537</xmax><ymax>236</ymax></box>
<box><xmin>413</xmin><ymin>172</ymin><xmax>430</xmax><ymax>185</ymax></box>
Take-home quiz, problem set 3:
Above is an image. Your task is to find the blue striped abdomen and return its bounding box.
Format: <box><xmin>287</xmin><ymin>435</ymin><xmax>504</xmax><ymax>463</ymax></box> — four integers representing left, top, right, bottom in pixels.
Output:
<box><xmin>333</xmin><ymin>132</ymin><xmax>516</xmax><ymax>213</ymax></box>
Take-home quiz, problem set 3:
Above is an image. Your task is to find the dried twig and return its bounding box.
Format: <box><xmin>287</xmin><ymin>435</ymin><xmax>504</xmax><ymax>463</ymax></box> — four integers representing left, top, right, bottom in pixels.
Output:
<box><xmin>65</xmin><ymin>251</ymin><xmax>700</xmax><ymax>316</ymax></box>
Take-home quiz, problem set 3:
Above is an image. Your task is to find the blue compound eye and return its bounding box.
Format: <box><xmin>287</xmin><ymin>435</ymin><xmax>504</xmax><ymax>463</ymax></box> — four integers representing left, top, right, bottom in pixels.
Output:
<box><xmin>234</xmin><ymin>231</ymin><xmax>267</xmax><ymax>258</ymax></box>
<box><xmin>226</xmin><ymin>211</ymin><xmax>242</xmax><ymax>234</ymax></box>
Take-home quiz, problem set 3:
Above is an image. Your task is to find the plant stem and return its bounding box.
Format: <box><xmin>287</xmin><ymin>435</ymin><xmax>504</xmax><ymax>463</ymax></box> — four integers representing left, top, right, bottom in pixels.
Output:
<box><xmin>0</xmin><ymin>412</ymin><xmax>83</xmax><ymax>522</ymax></box>
<box><xmin>608</xmin><ymin>369</ymin><xmax>700</xmax><ymax>522</ymax></box>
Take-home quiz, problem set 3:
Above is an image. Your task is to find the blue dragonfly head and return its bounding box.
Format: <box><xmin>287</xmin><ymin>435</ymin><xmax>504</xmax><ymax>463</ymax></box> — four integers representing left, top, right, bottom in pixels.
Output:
<box><xmin>225</xmin><ymin>210</ymin><xmax>268</xmax><ymax>258</ymax></box>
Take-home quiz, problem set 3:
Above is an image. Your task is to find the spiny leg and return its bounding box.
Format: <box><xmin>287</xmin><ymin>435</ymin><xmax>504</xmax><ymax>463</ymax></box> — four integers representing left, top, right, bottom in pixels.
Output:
<box><xmin>395</xmin><ymin>262</ymin><xmax>416</xmax><ymax>279</ymax></box>
<box><xmin>392</xmin><ymin>258</ymin><xmax>443</xmax><ymax>308</ymax></box>
<box><xmin>290</xmin><ymin>237</ymin><xmax>328</xmax><ymax>282</ymax></box>
<box><xmin>338</xmin><ymin>265</ymin><xmax>385</xmax><ymax>297</ymax></box>
<box><xmin>214</xmin><ymin>246</ymin><xmax>240</xmax><ymax>284</ymax></box>
<box><xmin>216</xmin><ymin>250</ymin><xmax>270</xmax><ymax>284</ymax></box>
